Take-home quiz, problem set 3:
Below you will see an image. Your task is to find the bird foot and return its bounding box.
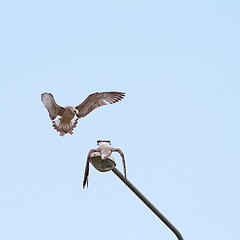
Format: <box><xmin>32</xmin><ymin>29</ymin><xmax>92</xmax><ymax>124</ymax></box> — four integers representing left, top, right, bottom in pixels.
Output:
<box><xmin>60</xmin><ymin>131</ymin><xmax>65</xmax><ymax>137</ymax></box>
<box><xmin>68</xmin><ymin>130</ymin><xmax>73</xmax><ymax>135</ymax></box>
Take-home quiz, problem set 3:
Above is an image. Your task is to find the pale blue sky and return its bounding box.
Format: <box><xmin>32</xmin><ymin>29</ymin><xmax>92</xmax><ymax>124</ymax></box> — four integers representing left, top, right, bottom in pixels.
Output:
<box><xmin>0</xmin><ymin>1</ymin><xmax>239</xmax><ymax>239</ymax></box>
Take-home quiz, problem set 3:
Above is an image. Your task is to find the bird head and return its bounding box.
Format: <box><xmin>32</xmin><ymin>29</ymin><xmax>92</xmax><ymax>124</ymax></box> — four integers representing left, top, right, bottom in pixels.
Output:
<box><xmin>97</xmin><ymin>140</ymin><xmax>111</xmax><ymax>146</ymax></box>
<box><xmin>70</xmin><ymin>107</ymin><xmax>79</xmax><ymax>117</ymax></box>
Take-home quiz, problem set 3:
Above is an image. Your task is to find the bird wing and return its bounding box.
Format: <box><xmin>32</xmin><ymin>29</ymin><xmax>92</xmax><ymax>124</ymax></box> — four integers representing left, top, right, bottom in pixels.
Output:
<box><xmin>83</xmin><ymin>149</ymin><xmax>98</xmax><ymax>188</ymax></box>
<box><xmin>41</xmin><ymin>93</ymin><xmax>65</xmax><ymax>120</ymax></box>
<box><xmin>113</xmin><ymin>148</ymin><xmax>127</xmax><ymax>181</ymax></box>
<box><xmin>76</xmin><ymin>91</ymin><xmax>125</xmax><ymax>118</ymax></box>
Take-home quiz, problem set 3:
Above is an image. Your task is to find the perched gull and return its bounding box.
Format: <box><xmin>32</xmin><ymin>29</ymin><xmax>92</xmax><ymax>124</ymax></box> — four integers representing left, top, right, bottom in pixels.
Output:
<box><xmin>41</xmin><ymin>92</ymin><xmax>125</xmax><ymax>136</ymax></box>
<box><xmin>83</xmin><ymin>140</ymin><xmax>127</xmax><ymax>188</ymax></box>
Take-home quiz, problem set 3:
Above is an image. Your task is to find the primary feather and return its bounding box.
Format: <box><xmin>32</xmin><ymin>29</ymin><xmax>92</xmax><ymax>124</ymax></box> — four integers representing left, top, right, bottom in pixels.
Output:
<box><xmin>76</xmin><ymin>92</ymin><xmax>125</xmax><ymax>118</ymax></box>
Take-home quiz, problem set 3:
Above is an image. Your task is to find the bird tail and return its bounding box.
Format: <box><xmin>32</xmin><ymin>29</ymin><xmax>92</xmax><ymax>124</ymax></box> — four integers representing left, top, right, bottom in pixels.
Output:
<box><xmin>52</xmin><ymin>118</ymin><xmax>78</xmax><ymax>135</ymax></box>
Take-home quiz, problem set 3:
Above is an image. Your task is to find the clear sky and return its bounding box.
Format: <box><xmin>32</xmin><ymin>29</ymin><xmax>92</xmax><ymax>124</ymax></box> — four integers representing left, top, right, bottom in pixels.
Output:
<box><xmin>0</xmin><ymin>1</ymin><xmax>239</xmax><ymax>239</ymax></box>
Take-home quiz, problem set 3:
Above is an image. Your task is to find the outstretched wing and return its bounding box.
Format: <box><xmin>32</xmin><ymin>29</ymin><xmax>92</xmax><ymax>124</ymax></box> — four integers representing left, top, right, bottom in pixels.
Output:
<box><xmin>113</xmin><ymin>148</ymin><xmax>127</xmax><ymax>181</ymax></box>
<box><xmin>83</xmin><ymin>149</ymin><xmax>98</xmax><ymax>188</ymax></box>
<box><xmin>76</xmin><ymin>91</ymin><xmax>125</xmax><ymax>118</ymax></box>
<box><xmin>83</xmin><ymin>158</ymin><xmax>90</xmax><ymax>188</ymax></box>
<box><xmin>41</xmin><ymin>93</ymin><xmax>65</xmax><ymax>120</ymax></box>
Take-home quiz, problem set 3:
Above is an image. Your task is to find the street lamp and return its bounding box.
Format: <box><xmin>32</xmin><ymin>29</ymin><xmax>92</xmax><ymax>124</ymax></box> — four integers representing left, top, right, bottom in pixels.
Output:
<box><xmin>84</xmin><ymin>141</ymin><xmax>184</xmax><ymax>240</ymax></box>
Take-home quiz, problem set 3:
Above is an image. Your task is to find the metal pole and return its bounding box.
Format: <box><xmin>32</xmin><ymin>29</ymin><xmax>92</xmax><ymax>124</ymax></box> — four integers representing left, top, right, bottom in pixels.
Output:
<box><xmin>112</xmin><ymin>167</ymin><xmax>184</xmax><ymax>240</ymax></box>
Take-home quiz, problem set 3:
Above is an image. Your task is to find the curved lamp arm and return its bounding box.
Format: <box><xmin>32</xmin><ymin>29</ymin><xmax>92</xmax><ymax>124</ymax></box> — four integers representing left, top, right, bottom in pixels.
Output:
<box><xmin>112</xmin><ymin>167</ymin><xmax>184</xmax><ymax>240</ymax></box>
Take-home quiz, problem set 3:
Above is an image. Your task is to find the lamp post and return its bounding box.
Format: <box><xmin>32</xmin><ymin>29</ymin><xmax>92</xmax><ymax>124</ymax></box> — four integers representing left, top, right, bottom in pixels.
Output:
<box><xmin>86</xmin><ymin>141</ymin><xmax>184</xmax><ymax>240</ymax></box>
<box><xmin>111</xmin><ymin>167</ymin><xmax>184</xmax><ymax>240</ymax></box>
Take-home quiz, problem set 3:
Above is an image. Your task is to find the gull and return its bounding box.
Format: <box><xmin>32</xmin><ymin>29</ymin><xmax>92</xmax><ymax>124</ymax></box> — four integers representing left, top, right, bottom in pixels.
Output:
<box><xmin>83</xmin><ymin>140</ymin><xmax>126</xmax><ymax>188</ymax></box>
<box><xmin>41</xmin><ymin>91</ymin><xmax>125</xmax><ymax>136</ymax></box>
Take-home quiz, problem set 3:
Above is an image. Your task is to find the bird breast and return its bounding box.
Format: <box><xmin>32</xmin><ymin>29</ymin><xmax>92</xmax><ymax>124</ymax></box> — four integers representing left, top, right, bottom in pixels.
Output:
<box><xmin>61</xmin><ymin>107</ymin><xmax>75</xmax><ymax>123</ymax></box>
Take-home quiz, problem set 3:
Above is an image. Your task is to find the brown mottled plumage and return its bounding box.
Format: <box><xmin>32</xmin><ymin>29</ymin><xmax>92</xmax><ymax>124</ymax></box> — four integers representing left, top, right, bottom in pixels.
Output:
<box><xmin>41</xmin><ymin>92</ymin><xmax>125</xmax><ymax>136</ymax></box>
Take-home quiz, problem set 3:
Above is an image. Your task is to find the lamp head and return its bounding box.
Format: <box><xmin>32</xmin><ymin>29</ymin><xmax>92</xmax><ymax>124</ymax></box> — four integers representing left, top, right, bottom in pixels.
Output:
<box><xmin>90</xmin><ymin>152</ymin><xmax>116</xmax><ymax>172</ymax></box>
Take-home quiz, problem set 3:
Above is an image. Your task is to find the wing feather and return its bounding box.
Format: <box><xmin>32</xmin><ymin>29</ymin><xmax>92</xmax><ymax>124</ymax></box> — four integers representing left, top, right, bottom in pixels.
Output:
<box><xmin>76</xmin><ymin>91</ymin><xmax>125</xmax><ymax>118</ymax></box>
<box><xmin>41</xmin><ymin>93</ymin><xmax>64</xmax><ymax>120</ymax></box>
